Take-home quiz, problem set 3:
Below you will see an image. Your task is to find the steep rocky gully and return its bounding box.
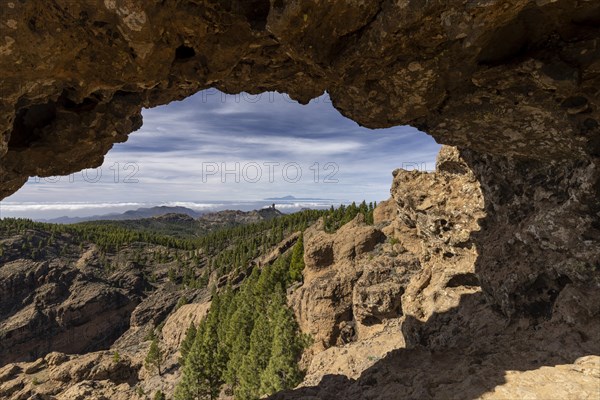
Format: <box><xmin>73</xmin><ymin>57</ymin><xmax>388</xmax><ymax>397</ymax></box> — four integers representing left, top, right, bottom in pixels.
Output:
<box><xmin>0</xmin><ymin>0</ymin><xmax>599</xmax><ymax>399</ymax></box>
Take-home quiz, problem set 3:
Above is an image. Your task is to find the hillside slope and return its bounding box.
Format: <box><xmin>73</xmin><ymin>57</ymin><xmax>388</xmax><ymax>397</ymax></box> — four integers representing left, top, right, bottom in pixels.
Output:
<box><xmin>0</xmin><ymin>206</ymin><xmax>371</xmax><ymax>399</ymax></box>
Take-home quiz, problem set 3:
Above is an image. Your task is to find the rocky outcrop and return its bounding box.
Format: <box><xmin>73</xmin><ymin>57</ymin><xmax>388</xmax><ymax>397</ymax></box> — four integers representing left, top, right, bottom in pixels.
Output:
<box><xmin>290</xmin><ymin>147</ymin><xmax>484</xmax><ymax>351</ymax></box>
<box><xmin>393</xmin><ymin>146</ymin><xmax>485</xmax><ymax>325</ymax></box>
<box><xmin>352</xmin><ymin>258</ymin><xmax>408</xmax><ymax>326</ymax></box>
<box><xmin>282</xmin><ymin>146</ymin><xmax>599</xmax><ymax>399</ymax></box>
<box><xmin>299</xmin><ymin>321</ymin><xmax>405</xmax><ymax>388</ymax></box>
<box><xmin>161</xmin><ymin>302</ymin><xmax>211</xmax><ymax>351</ymax></box>
<box><xmin>201</xmin><ymin>208</ymin><xmax>283</xmax><ymax>225</ymax></box>
<box><xmin>128</xmin><ymin>287</ymin><xmax>181</xmax><ymax>329</ymax></box>
<box><xmin>0</xmin><ymin>293</ymin><xmax>215</xmax><ymax>400</ymax></box>
<box><xmin>289</xmin><ymin>216</ymin><xmax>387</xmax><ymax>352</ymax></box>
<box><xmin>0</xmin><ymin>229</ymin><xmax>204</xmax><ymax>368</ymax></box>
<box><xmin>0</xmin><ymin>251</ymin><xmax>144</xmax><ymax>365</ymax></box>
<box><xmin>287</xmin><ymin>146</ymin><xmax>482</xmax><ymax>379</ymax></box>
<box><xmin>372</xmin><ymin>198</ymin><xmax>396</xmax><ymax>227</ymax></box>
<box><xmin>110</xmin><ymin>286</ymin><xmax>194</xmax><ymax>355</ymax></box>
<box><xmin>0</xmin><ymin>350</ymin><xmax>141</xmax><ymax>400</ymax></box>
<box><xmin>255</xmin><ymin>231</ymin><xmax>301</xmax><ymax>268</ymax></box>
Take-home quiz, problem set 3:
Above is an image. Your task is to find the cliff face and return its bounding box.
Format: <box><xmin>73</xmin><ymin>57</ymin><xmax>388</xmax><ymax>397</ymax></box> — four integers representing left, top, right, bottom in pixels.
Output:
<box><xmin>278</xmin><ymin>147</ymin><xmax>599</xmax><ymax>399</ymax></box>
<box><xmin>0</xmin><ymin>229</ymin><xmax>208</xmax><ymax>399</ymax></box>
<box><xmin>465</xmin><ymin>151</ymin><xmax>599</xmax><ymax>318</ymax></box>
<box><xmin>0</xmin><ymin>234</ymin><xmax>144</xmax><ymax>366</ymax></box>
<box><xmin>289</xmin><ymin>216</ymin><xmax>388</xmax><ymax>352</ymax></box>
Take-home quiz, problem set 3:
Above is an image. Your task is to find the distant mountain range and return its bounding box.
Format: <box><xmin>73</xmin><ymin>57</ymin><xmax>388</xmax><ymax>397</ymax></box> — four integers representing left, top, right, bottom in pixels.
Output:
<box><xmin>38</xmin><ymin>206</ymin><xmax>285</xmax><ymax>239</ymax></box>
<box><xmin>62</xmin><ymin>206</ymin><xmax>285</xmax><ymax>239</ymax></box>
<box><xmin>39</xmin><ymin>198</ymin><xmax>332</xmax><ymax>224</ymax></box>
<box><xmin>264</xmin><ymin>195</ymin><xmax>333</xmax><ymax>201</ymax></box>
<box><xmin>41</xmin><ymin>206</ymin><xmax>203</xmax><ymax>224</ymax></box>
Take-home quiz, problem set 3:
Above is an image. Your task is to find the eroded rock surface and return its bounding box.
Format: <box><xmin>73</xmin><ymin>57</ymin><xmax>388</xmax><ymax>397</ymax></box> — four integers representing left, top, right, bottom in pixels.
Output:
<box><xmin>0</xmin><ymin>350</ymin><xmax>141</xmax><ymax>400</ymax></box>
<box><xmin>279</xmin><ymin>146</ymin><xmax>600</xmax><ymax>399</ymax></box>
<box><xmin>0</xmin><ymin>232</ymin><xmax>145</xmax><ymax>365</ymax></box>
<box><xmin>161</xmin><ymin>302</ymin><xmax>211</xmax><ymax>351</ymax></box>
<box><xmin>1</xmin><ymin>0</ymin><xmax>599</xmax><ymax>197</ymax></box>
<box><xmin>289</xmin><ymin>216</ymin><xmax>387</xmax><ymax>352</ymax></box>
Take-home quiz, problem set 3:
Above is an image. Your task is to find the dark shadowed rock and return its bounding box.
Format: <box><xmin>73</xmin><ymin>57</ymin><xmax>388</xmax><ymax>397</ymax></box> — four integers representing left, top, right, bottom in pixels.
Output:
<box><xmin>0</xmin><ymin>0</ymin><xmax>598</xmax><ymax>197</ymax></box>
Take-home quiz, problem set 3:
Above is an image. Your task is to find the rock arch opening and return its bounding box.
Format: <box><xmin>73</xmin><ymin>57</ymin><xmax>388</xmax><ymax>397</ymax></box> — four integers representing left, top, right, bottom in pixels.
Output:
<box><xmin>1</xmin><ymin>90</ymin><xmax>440</xmax><ymax>221</ymax></box>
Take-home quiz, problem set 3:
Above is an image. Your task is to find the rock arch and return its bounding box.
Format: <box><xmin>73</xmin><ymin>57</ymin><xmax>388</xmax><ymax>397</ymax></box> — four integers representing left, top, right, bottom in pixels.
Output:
<box><xmin>0</xmin><ymin>0</ymin><xmax>598</xmax><ymax>358</ymax></box>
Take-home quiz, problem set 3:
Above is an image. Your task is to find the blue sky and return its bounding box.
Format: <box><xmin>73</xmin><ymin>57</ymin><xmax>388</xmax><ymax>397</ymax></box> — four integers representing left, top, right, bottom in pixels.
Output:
<box><xmin>0</xmin><ymin>90</ymin><xmax>441</xmax><ymax>219</ymax></box>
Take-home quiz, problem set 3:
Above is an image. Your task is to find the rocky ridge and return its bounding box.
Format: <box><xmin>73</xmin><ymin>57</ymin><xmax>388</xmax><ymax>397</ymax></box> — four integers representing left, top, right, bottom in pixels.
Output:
<box><xmin>0</xmin><ymin>235</ymin><xmax>144</xmax><ymax>366</ymax></box>
<box><xmin>276</xmin><ymin>146</ymin><xmax>600</xmax><ymax>399</ymax></box>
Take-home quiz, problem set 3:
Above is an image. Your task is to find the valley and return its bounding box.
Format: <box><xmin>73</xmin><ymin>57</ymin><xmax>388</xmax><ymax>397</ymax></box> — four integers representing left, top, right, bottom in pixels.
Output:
<box><xmin>0</xmin><ymin>203</ymin><xmax>380</xmax><ymax>399</ymax></box>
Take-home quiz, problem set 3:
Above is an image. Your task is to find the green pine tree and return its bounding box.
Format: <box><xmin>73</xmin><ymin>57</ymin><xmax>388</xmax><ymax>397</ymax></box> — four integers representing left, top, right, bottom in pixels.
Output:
<box><xmin>145</xmin><ymin>337</ymin><xmax>163</xmax><ymax>376</ymax></box>
<box><xmin>260</xmin><ymin>307</ymin><xmax>304</xmax><ymax>395</ymax></box>
<box><xmin>168</xmin><ymin>267</ymin><xmax>177</xmax><ymax>283</ymax></box>
<box><xmin>175</xmin><ymin>304</ymin><xmax>226</xmax><ymax>400</ymax></box>
<box><xmin>288</xmin><ymin>234</ymin><xmax>305</xmax><ymax>283</ymax></box>
<box><xmin>224</xmin><ymin>296</ymin><xmax>254</xmax><ymax>386</ymax></box>
<box><xmin>179</xmin><ymin>322</ymin><xmax>197</xmax><ymax>364</ymax></box>
<box><xmin>236</xmin><ymin>310</ymin><xmax>273</xmax><ymax>399</ymax></box>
